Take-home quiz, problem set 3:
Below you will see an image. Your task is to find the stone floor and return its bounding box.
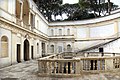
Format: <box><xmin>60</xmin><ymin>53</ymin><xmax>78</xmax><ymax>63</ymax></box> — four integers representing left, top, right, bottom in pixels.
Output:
<box><xmin>0</xmin><ymin>60</ymin><xmax>120</xmax><ymax>80</ymax></box>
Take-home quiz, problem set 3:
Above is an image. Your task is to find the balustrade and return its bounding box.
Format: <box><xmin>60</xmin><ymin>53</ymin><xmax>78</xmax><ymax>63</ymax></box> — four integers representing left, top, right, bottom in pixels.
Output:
<box><xmin>38</xmin><ymin>59</ymin><xmax>81</xmax><ymax>76</ymax></box>
<box><xmin>38</xmin><ymin>52</ymin><xmax>120</xmax><ymax>77</ymax></box>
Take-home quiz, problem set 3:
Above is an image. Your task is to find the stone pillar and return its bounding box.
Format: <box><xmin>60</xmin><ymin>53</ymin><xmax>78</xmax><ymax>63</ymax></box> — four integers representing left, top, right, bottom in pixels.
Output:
<box><xmin>21</xmin><ymin>36</ymin><xmax>24</xmax><ymax>61</ymax></box>
<box><xmin>11</xmin><ymin>32</ymin><xmax>17</xmax><ymax>64</ymax></box>
<box><xmin>29</xmin><ymin>41</ymin><xmax>31</xmax><ymax>60</ymax></box>
<box><xmin>45</xmin><ymin>42</ymin><xmax>48</xmax><ymax>55</ymax></box>
<box><xmin>39</xmin><ymin>41</ymin><xmax>42</xmax><ymax>57</ymax></box>
<box><xmin>75</xmin><ymin>61</ymin><xmax>81</xmax><ymax>74</ymax></box>
<box><xmin>105</xmin><ymin>58</ymin><xmax>113</xmax><ymax>71</ymax></box>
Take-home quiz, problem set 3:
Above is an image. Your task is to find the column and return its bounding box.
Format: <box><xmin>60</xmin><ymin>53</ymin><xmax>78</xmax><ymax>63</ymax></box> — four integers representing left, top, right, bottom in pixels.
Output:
<box><xmin>39</xmin><ymin>41</ymin><xmax>42</xmax><ymax>57</ymax></box>
<box><xmin>21</xmin><ymin>36</ymin><xmax>24</xmax><ymax>62</ymax></box>
<box><xmin>29</xmin><ymin>41</ymin><xmax>31</xmax><ymax>60</ymax></box>
<box><xmin>75</xmin><ymin>61</ymin><xmax>81</xmax><ymax>74</ymax></box>
<box><xmin>45</xmin><ymin>42</ymin><xmax>48</xmax><ymax>55</ymax></box>
<box><xmin>66</xmin><ymin>62</ymin><xmax>68</xmax><ymax>74</ymax></box>
<box><xmin>105</xmin><ymin>58</ymin><xmax>113</xmax><ymax>71</ymax></box>
<box><xmin>11</xmin><ymin>32</ymin><xmax>17</xmax><ymax>64</ymax></box>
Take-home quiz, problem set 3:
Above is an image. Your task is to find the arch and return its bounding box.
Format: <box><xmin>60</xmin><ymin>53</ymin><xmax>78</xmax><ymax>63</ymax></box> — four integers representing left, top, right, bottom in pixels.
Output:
<box><xmin>67</xmin><ymin>44</ymin><xmax>71</xmax><ymax>52</ymax></box>
<box><xmin>1</xmin><ymin>36</ymin><xmax>8</xmax><ymax>58</ymax></box>
<box><xmin>24</xmin><ymin>39</ymin><xmax>29</xmax><ymax>61</ymax></box>
<box><xmin>67</xmin><ymin>29</ymin><xmax>70</xmax><ymax>35</ymax></box>
<box><xmin>50</xmin><ymin>45</ymin><xmax>54</xmax><ymax>53</ymax></box>
<box><xmin>23</xmin><ymin>0</ymin><xmax>30</xmax><ymax>24</ymax></box>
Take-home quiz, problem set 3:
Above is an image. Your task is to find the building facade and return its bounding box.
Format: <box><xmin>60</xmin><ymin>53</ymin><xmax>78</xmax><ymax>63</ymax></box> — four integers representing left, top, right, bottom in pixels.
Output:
<box><xmin>0</xmin><ymin>0</ymin><xmax>120</xmax><ymax>68</ymax></box>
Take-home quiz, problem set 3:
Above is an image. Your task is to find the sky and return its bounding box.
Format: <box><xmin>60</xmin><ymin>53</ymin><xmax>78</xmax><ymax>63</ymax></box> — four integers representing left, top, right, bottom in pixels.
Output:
<box><xmin>63</xmin><ymin>0</ymin><xmax>79</xmax><ymax>4</ymax></box>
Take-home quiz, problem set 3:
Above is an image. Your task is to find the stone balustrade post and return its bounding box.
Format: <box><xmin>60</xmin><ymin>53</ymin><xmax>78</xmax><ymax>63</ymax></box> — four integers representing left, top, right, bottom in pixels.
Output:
<box><xmin>105</xmin><ymin>58</ymin><xmax>113</xmax><ymax>71</ymax></box>
<box><xmin>75</xmin><ymin>61</ymin><xmax>81</xmax><ymax>74</ymax></box>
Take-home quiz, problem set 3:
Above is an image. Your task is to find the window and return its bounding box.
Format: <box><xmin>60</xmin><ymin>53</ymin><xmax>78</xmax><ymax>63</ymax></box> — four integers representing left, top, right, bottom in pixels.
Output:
<box><xmin>67</xmin><ymin>44</ymin><xmax>71</xmax><ymax>52</ymax></box>
<box><xmin>1</xmin><ymin>36</ymin><xmax>8</xmax><ymax>58</ymax></box>
<box><xmin>67</xmin><ymin>29</ymin><xmax>70</xmax><ymax>35</ymax></box>
<box><xmin>50</xmin><ymin>45</ymin><xmax>54</xmax><ymax>53</ymax></box>
<box><xmin>58</xmin><ymin>46</ymin><xmax>62</xmax><ymax>53</ymax></box>
<box><xmin>59</xmin><ymin>29</ymin><xmax>62</xmax><ymax>35</ymax></box>
<box><xmin>51</xmin><ymin>29</ymin><xmax>54</xmax><ymax>36</ymax></box>
<box><xmin>37</xmin><ymin>43</ymin><xmax>39</xmax><ymax>54</ymax></box>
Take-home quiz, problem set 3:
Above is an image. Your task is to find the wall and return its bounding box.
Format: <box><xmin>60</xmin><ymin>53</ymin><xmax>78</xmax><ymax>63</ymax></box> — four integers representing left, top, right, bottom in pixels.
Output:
<box><xmin>0</xmin><ymin>27</ymin><xmax>11</xmax><ymax>68</ymax></box>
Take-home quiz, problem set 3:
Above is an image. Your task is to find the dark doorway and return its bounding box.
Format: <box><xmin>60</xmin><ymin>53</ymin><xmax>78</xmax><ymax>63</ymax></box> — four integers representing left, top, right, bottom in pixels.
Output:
<box><xmin>99</xmin><ymin>48</ymin><xmax>104</xmax><ymax>52</ymax></box>
<box><xmin>17</xmin><ymin>44</ymin><xmax>21</xmax><ymax>63</ymax></box>
<box><xmin>42</xmin><ymin>43</ymin><xmax>45</xmax><ymax>56</ymax></box>
<box><xmin>31</xmin><ymin>46</ymin><xmax>34</xmax><ymax>59</ymax></box>
<box><xmin>64</xmin><ymin>63</ymin><xmax>66</xmax><ymax>73</ymax></box>
<box><xmin>24</xmin><ymin>39</ymin><xmax>29</xmax><ymax>61</ymax></box>
<box><xmin>68</xmin><ymin>62</ymin><xmax>71</xmax><ymax>74</ymax></box>
<box><xmin>90</xmin><ymin>60</ymin><xmax>93</xmax><ymax>70</ymax></box>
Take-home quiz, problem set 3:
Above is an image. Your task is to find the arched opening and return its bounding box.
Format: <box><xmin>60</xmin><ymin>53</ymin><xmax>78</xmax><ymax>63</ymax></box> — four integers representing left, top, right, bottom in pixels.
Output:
<box><xmin>67</xmin><ymin>44</ymin><xmax>71</xmax><ymax>52</ymax></box>
<box><xmin>23</xmin><ymin>0</ymin><xmax>29</xmax><ymax>24</ymax></box>
<box><xmin>1</xmin><ymin>36</ymin><xmax>8</xmax><ymax>58</ymax></box>
<box><xmin>24</xmin><ymin>39</ymin><xmax>29</xmax><ymax>61</ymax></box>
<box><xmin>67</xmin><ymin>29</ymin><xmax>70</xmax><ymax>35</ymax></box>
<box><xmin>50</xmin><ymin>45</ymin><xmax>54</xmax><ymax>53</ymax></box>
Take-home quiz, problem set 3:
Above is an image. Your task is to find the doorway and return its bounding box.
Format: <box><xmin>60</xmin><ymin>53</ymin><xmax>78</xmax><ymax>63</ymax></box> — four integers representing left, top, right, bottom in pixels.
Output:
<box><xmin>24</xmin><ymin>39</ymin><xmax>29</xmax><ymax>61</ymax></box>
<box><xmin>68</xmin><ymin>62</ymin><xmax>71</xmax><ymax>74</ymax></box>
<box><xmin>31</xmin><ymin>46</ymin><xmax>34</xmax><ymax>59</ymax></box>
<box><xmin>42</xmin><ymin>43</ymin><xmax>45</xmax><ymax>56</ymax></box>
<box><xmin>17</xmin><ymin>44</ymin><xmax>21</xmax><ymax>63</ymax></box>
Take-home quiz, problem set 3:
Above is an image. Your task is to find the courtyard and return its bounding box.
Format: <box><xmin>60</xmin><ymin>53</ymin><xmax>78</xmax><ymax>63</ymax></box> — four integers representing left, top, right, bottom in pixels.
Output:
<box><xmin>0</xmin><ymin>59</ymin><xmax>120</xmax><ymax>80</ymax></box>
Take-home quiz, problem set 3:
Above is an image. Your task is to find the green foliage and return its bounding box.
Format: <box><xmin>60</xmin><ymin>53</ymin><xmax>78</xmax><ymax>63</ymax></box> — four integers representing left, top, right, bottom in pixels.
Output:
<box><xmin>35</xmin><ymin>0</ymin><xmax>119</xmax><ymax>22</ymax></box>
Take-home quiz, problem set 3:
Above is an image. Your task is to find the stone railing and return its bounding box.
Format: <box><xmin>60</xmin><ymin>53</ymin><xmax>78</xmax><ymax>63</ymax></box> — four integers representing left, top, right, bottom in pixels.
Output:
<box><xmin>81</xmin><ymin>56</ymin><xmax>120</xmax><ymax>73</ymax></box>
<box><xmin>38</xmin><ymin>52</ymin><xmax>120</xmax><ymax>77</ymax></box>
<box><xmin>38</xmin><ymin>59</ymin><xmax>81</xmax><ymax>77</ymax></box>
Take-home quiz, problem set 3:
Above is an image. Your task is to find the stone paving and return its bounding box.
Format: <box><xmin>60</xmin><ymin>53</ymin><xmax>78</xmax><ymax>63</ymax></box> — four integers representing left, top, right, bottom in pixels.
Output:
<box><xmin>0</xmin><ymin>60</ymin><xmax>120</xmax><ymax>80</ymax></box>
